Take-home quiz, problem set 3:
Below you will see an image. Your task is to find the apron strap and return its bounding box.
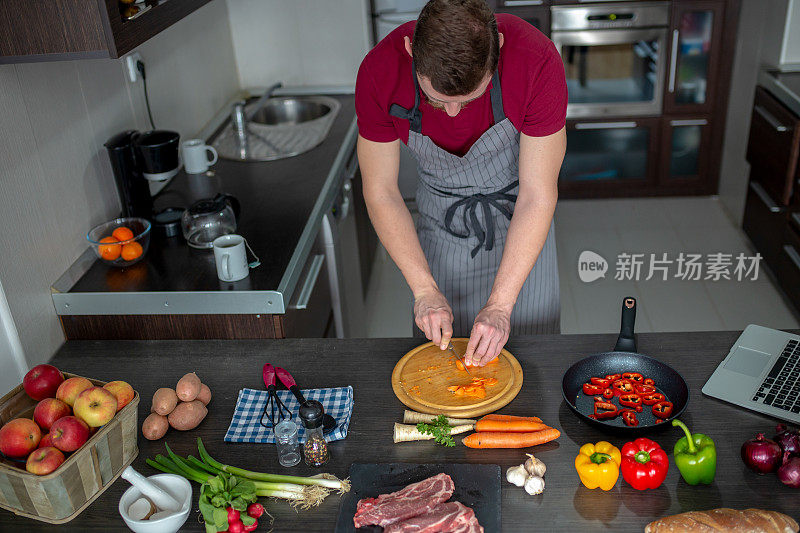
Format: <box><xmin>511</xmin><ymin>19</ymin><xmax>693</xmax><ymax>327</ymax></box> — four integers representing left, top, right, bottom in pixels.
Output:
<box><xmin>389</xmin><ymin>60</ymin><xmax>423</xmax><ymax>133</ymax></box>
<box><xmin>489</xmin><ymin>67</ymin><xmax>505</xmax><ymax>124</ymax></box>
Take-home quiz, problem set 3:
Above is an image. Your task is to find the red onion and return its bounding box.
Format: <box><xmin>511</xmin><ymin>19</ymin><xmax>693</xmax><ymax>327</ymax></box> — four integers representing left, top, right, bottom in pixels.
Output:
<box><xmin>741</xmin><ymin>433</ymin><xmax>783</xmax><ymax>473</ymax></box>
<box><xmin>777</xmin><ymin>452</ymin><xmax>800</xmax><ymax>488</ymax></box>
<box><xmin>773</xmin><ymin>424</ymin><xmax>800</xmax><ymax>457</ymax></box>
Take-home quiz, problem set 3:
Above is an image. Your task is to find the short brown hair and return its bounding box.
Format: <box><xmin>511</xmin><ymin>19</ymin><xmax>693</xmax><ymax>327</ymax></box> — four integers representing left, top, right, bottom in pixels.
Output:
<box><xmin>413</xmin><ymin>0</ymin><xmax>499</xmax><ymax>96</ymax></box>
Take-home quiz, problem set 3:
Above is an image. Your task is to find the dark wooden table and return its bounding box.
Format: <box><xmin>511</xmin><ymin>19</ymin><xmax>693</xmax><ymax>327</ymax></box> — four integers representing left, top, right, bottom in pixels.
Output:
<box><xmin>3</xmin><ymin>332</ymin><xmax>799</xmax><ymax>531</ymax></box>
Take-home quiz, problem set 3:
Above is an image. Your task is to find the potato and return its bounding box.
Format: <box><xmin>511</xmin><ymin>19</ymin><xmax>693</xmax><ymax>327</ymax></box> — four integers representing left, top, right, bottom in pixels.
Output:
<box><xmin>175</xmin><ymin>372</ymin><xmax>201</xmax><ymax>402</ymax></box>
<box><xmin>168</xmin><ymin>400</ymin><xmax>208</xmax><ymax>431</ymax></box>
<box><xmin>142</xmin><ymin>413</ymin><xmax>169</xmax><ymax>440</ymax></box>
<box><xmin>151</xmin><ymin>387</ymin><xmax>178</xmax><ymax>416</ymax></box>
<box><xmin>196</xmin><ymin>383</ymin><xmax>212</xmax><ymax>406</ymax></box>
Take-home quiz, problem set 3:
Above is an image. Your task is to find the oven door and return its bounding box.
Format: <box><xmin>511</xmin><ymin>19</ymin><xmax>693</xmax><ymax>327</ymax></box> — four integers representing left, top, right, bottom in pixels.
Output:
<box><xmin>553</xmin><ymin>27</ymin><xmax>668</xmax><ymax>118</ymax></box>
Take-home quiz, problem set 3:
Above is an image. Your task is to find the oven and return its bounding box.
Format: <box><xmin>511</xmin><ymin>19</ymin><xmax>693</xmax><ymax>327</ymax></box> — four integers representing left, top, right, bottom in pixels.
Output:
<box><xmin>551</xmin><ymin>2</ymin><xmax>670</xmax><ymax>118</ymax></box>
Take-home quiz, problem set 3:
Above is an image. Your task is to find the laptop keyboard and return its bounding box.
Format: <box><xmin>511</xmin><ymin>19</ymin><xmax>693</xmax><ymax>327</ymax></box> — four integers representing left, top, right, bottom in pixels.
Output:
<box><xmin>753</xmin><ymin>339</ymin><xmax>800</xmax><ymax>413</ymax></box>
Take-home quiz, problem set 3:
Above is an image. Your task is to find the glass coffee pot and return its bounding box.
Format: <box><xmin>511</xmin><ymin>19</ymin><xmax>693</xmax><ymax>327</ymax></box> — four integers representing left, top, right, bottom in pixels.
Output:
<box><xmin>181</xmin><ymin>193</ymin><xmax>240</xmax><ymax>249</ymax></box>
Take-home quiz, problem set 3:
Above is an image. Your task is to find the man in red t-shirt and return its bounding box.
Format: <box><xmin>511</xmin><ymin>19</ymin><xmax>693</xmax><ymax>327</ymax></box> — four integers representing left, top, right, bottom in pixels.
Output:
<box><xmin>356</xmin><ymin>0</ymin><xmax>567</xmax><ymax>365</ymax></box>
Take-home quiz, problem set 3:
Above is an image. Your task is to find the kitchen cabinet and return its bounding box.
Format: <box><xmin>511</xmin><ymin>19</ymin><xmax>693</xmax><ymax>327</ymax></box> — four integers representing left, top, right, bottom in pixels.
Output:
<box><xmin>352</xmin><ymin>167</ymin><xmax>379</xmax><ymax>299</ymax></box>
<box><xmin>664</xmin><ymin>1</ymin><xmax>725</xmax><ymax>115</ymax></box>
<box><xmin>658</xmin><ymin>116</ymin><xmax>712</xmax><ymax>188</ymax></box>
<box><xmin>0</xmin><ymin>0</ymin><xmax>212</xmax><ymax>63</ymax></box>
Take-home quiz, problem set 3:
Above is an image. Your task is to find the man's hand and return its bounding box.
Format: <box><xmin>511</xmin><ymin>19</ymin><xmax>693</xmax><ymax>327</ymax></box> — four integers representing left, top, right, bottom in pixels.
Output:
<box><xmin>413</xmin><ymin>289</ymin><xmax>454</xmax><ymax>349</ymax></box>
<box><xmin>464</xmin><ymin>303</ymin><xmax>511</xmax><ymax>366</ymax></box>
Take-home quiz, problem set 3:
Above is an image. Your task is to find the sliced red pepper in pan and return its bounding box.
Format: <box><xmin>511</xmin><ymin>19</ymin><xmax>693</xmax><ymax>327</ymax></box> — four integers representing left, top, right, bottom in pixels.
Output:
<box><xmin>583</xmin><ymin>382</ymin><xmax>606</xmax><ymax>395</ymax></box>
<box><xmin>619</xmin><ymin>393</ymin><xmax>643</xmax><ymax>412</ymax></box>
<box><xmin>594</xmin><ymin>401</ymin><xmax>619</xmax><ymax>419</ymax></box>
<box><xmin>620</xmin><ymin>409</ymin><xmax>639</xmax><ymax>427</ymax></box>
<box><xmin>590</xmin><ymin>377</ymin><xmax>612</xmax><ymax>388</ymax></box>
<box><xmin>643</xmin><ymin>378</ymin><xmax>655</xmax><ymax>386</ymax></box>
<box><xmin>605</xmin><ymin>374</ymin><xmax>622</xmax><ymax>382</ymax></box>
<box><xmin>640</xmin><ymin>392</ymin><xmax>666</xmax><ymax>405</ymax></box>
<box><xmin>635</xmin><ymin>384</ymin><xmax>657</xmax><ymax>395</ymax></box>
<box><xmin>612</xmin><ymin>379</ymin><xmax>635</xmax><ymax>396</ymax></box>
<box><xmin>652</xmin><ymin>401</ymin><xmax>674</xmax><ymax>419</ymax></box>
<box><xmin>623</xmin><ymin>372</ymin><xmax>644</xmax><ymax>382</ymax></box>
<box><xmin>602</xmin><ymin>388</ymin><xmax>614</xmax><ymax>399</ymax></box>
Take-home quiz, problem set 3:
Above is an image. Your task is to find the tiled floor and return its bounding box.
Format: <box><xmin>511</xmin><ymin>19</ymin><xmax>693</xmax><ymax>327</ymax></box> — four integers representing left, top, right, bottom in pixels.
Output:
<box><xmin>364</xmin><ymin>197</ymin><xmax>800</xmax><ymax>337</ymax></box>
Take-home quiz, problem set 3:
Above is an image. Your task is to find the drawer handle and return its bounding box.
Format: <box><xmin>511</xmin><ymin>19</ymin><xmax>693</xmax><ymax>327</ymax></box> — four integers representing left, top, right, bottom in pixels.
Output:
<box><xmin>668</xmin><ymin>29</ymin><xmax>679</xmax><ymax>93</ymax></box>
<box><xmin>291</xmin><ymin>254</ymin><xmax>325</xmax><ymax>310</ymax></box>
<box><xmin>754</xmin><ymin>105</ymin><xmax>789</xmax><ymax>132</ymax></box>
<box><xmin>784</xmin><ymin>245</ymin><xmax>800</xmax><ymax>272</ymax></box>
<box><xmin>669</xmin><ymin>119</ymin><xmax>708</xmax><ymax>127</ymax></box>
<box><xmin>792</xmin><ymin>213</ymin><xmax>800</xmax><ymax>230</ymax></box>
<box><xmin>749</xmin><ymin>182</ymin><xmax>782</xmax><ymax>213</ymax></box>
<box><xmin>575</xmin><ymin>121</ymin><xmax>637</xmax><ymax>130</ymax></box>
<box><xmin>503</xmin><ymin>0</ymin><xmax>543</xmax><ymax>5</ymax></box>
<box><xmin>345</xmin><ymin>149</ymin><xmax>359</xmax><ymax>181</ymax></box>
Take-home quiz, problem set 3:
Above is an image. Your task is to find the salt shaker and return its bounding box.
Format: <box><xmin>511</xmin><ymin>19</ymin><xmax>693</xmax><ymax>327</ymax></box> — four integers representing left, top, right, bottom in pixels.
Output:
<box><xmin>274</xmin><ymin>420</ymin><xmax>301</xmax><ymax>467</ymax></box>
<box><xmin>299</xmin><ymin>400</ymin><xmax>329</xmax><ymax>467</ymax></box>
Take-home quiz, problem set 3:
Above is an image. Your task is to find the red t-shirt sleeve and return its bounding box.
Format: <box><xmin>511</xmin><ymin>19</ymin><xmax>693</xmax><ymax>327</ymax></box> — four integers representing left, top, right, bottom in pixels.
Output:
<box><xmin>355</xmin><ymin>57</ymin><xmax>400</xmax><ymax>143</ymax></box>
<box><xmin>521</xmin><ymin>42</ymin><xmax>567</xmax><ymax>137</ymax></box>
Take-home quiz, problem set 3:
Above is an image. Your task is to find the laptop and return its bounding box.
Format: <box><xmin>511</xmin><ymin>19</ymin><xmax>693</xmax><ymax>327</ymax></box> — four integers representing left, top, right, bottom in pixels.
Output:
<box><xmin>703</xmin><ymin>324</ymin><xmax>800</xmax><ymax>423</ymax></box>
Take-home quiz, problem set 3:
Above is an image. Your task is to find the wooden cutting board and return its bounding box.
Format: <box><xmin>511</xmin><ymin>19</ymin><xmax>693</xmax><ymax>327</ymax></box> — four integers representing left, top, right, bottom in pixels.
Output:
<box><xmin>391</xmin><ymin>338</ymin><xmax>523</xmax><ymax>418</ymax></box>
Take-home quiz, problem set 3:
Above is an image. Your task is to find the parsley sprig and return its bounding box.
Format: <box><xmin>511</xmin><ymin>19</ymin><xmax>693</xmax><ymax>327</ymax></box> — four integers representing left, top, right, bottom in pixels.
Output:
<box><xmin>416</xmin><ymin>415</ymin><xmax>456</xmax><ymax>447</ymax></box>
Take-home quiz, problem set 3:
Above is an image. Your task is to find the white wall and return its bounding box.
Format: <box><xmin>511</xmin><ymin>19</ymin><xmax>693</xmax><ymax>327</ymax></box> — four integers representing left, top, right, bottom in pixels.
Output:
<box><xmin>225</xmin><ymin>0</ymin><xmax>370</xmax><ymax>88</ymax></box>
<box><xmin>0</xmin><ymin>0</ymin><xmax>238</xmax><ymax>378</ymax></box>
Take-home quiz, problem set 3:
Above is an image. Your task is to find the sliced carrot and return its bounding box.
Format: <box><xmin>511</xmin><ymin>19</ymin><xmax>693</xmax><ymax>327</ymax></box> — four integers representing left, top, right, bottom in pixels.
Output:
<box><xmin>461</xmin><ymin>428</ymin><xmax>561</xmax><ymax>449</ymax></box>
<box><xmin>480</xmin><ymin>414</ymin><xmax>543</xmax><ymax>423</ymax></box>
<box><xmin>475</xmin><ymin>419</ymin><xmax>549</xmax><ymax>432</ymax></box>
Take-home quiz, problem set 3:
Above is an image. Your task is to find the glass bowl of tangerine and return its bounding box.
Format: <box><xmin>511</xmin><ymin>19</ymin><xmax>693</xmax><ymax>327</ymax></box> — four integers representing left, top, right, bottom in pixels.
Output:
<box><xmin>87</xmin><ymin>217</ymin><xmax>151</xmax><ymax>267</ymax></box>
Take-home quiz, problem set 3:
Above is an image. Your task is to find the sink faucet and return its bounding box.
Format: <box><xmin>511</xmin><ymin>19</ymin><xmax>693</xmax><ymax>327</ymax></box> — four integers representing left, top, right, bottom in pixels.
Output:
<box><xmin>230</xmin><ymin>82</ymin><xmax>283</xmax><ymax>159</ymax></box>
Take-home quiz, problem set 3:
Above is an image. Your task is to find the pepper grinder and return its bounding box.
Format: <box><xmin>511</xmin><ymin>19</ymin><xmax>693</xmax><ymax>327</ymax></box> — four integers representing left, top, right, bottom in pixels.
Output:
<box><xmin>299</xmin><ymin>400</ymin><xmax>329</xmax><ymax>467</ymax></box>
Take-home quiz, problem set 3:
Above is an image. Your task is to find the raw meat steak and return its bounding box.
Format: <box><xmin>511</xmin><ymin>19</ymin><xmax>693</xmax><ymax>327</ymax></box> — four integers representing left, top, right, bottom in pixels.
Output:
<box><xmin>353</xmin><ymin>473</ymin><xmax>455</xmax><ymax>528</ymax></box>
<box><xmin>384</xmin><ymin>501</ymin><xmax>484</xmax><ymax>533</ymax></box>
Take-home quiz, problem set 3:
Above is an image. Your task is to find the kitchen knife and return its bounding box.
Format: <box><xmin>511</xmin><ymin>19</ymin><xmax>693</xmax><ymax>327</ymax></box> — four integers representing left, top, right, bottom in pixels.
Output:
<box><xmin>447</xmin><ymin>342</ymin><xmax>472</xmax><ymax>376</ymax></box>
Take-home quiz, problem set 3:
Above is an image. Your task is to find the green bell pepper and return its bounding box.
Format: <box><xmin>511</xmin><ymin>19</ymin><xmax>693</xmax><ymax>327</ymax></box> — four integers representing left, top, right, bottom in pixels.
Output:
<box><xmin>672</xmin><ymin>419</ymin><xmax>716</xmax><ymax>485</ymax></box>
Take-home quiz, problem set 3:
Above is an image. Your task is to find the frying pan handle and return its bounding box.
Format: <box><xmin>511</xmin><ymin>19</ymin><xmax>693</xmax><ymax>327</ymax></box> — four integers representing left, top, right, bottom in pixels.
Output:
<box><xmin>614</xmin><ymin>297</ymin><xmax>637</xmax><ymax>353</ymax></box>
<box><xmin>263</xmin><ymin>363</ymin><xmax>276</xmax><ymax>388</ymax></box>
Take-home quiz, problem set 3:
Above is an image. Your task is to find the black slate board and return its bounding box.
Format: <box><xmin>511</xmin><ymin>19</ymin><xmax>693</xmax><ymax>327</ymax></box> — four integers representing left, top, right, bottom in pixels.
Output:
<box><xmin>335</xmin><ymin>463</ymin><xmax>501</xmax><ymax>533</ymax></box>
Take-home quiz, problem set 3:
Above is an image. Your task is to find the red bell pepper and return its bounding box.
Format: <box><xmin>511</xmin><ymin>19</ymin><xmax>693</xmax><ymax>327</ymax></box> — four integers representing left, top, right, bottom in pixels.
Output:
<box><xmin>619</xmin><ymin>393</ymin><xmax>643</xmax><ymax>412</ymax></box>
<box><xmin>612</xmin><ymin>379</ymin><xmax>635</xmax><ymax>396</ymax></box>
<box><xmin>583</xmin><ymin>382</ymin><xmax>605</xmax><ymax>395</ymax></box>
<box><xmin>643</xmin><ymin>377</ymin><xmax>655</xmax><ymax>386</ymax></box>
<box><xmin>604</xmin><ymin>373</ymin><xmax>622</xmax><ymax>382</ymax></box>
<box><xmin>593</xmin><ymin>400</ymin><xmax>618</xmax><ymax>419</ymax></box>
<box><xmin>652</xmin><ymin>401</ymin><xmax>673</xmax><ymax>419</ymax></box>
<box><xmin>602</xmin><ymin>388</ymin><xmax>614</xmax><ymax>399</ymax></box>
<box><xmin>620</xmin><ymin>409</ymin><xmax>639</xmax><ymax>427</ymax></box>
<box><xmin>640</xmin><ymin>392</ymin><xmax>666</xmax><ymax>405</ymax></box>
<box><xmin>590</xmin><ymin>377</ymin><xmax>612</xmax><ymax>388</ymax></box>
<box><xmin>622</xmin><ymin>372</ymin><xmax>644</xmax><ymax>382</ymax></box>
<box><xmin>635</xmin><ymin>383</ymin><xmax>657</xmax><ymax>395</ymax></box>
<box><xmin>620</xmin><ymin>438</ymin><xmax>669</xmax><ymax>490</ymax></box>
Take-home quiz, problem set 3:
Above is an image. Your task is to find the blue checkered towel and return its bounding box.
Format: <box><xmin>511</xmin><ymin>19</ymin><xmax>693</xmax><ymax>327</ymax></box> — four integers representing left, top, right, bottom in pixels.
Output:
<box><xmin>224</xmin><ymin>387</ymin><xmax>353</xmax><ymax>443</ymax></box>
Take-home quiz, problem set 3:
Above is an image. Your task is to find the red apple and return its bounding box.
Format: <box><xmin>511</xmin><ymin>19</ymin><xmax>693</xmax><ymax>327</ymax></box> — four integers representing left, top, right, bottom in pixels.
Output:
<box><xmin>26</xmin><ymin>446</ymin><xmax>65</xmax><ymax>475</ymax></box>
<box><xmin>0</xmin><ymin>418</ymin><xmax>41</xmax><ymax>458</ymax></box>
<box><xmin>102</xmin><ymin>381</ymin><xmax>134</xmax><ymax>412</ymax></box>
<box><xmin>33</xmin><ymin>398</ymin><xmax>71</xmax><ymax>431</ymax></box>
<box><xmin>38</xmin><ymin>432</ymin><xmax>54</xmax><ymax>448</ymax></box>
<box><xmin>56</xmin><ymin>376</ymin><xmax>93</xmax><ymax>407</ymax></box>
<box><xmin>23</xmin><ymin>364</ymin><xmax>64</xmax><ymax>401</ymax></box>
<box><xmin>73</xmin><ymin>387</ymin><xmax>117</xmax><ymax>427</ymax></box>
<box><xmin>49</xmin><ymin>416</ymin><xmax>89</xmax><ymax>452</ymax></box>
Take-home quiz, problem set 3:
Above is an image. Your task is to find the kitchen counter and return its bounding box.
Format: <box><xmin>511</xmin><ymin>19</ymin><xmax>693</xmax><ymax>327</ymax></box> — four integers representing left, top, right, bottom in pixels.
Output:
<box><xmin>758</xmin><ymin>68</ymin><xmax>800</xmax><ymax>117</ymax></box>
<box><xmin>3</xmin><ymin>332</ymin><xmax>799</xmax><ymax>531</ymax></box>
<box><xmin>53</xmin><ymin>93</ymin><xmax>356</xmax><ymax>316</ymax></box>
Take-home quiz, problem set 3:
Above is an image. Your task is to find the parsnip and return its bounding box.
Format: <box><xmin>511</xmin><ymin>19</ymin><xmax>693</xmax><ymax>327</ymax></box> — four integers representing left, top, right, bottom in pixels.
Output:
<box><xmin>393</xmin><ymin>423</ymin><xmax>473</xmax><ymax>443</ymax></box>
<box><xmin>402</xmin><ymin>409</ymin><xmax>476</xmax><ymax>427</ymax></box>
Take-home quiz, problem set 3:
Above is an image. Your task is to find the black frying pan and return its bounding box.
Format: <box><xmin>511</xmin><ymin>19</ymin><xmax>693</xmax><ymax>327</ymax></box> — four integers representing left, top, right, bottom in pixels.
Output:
<box><xmin>561</xmin><ymin>297</ymin><xmax>689</xmax><ymax>433</ymax></box>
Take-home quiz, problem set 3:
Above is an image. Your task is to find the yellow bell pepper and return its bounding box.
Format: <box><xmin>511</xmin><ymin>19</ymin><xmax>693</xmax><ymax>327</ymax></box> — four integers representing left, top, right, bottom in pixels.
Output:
<box><xmin>575</xmin><ymin>441</ymin><xmax>622</xmax><ymax>491</ymax></box>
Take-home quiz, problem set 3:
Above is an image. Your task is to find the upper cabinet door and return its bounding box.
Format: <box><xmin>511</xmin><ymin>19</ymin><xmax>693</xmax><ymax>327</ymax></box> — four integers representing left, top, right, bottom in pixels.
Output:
<box><xmin>664</xmin><ymin>0</ymin><xmax>725</xmax><ymax>114</ymax></box>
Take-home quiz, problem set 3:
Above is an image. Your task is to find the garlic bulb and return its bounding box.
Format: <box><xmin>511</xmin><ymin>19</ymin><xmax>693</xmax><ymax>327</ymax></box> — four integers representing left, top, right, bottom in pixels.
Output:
<box><xmin>524</xmin><ymin>453</ymin><xmax>546</xmax><ymax>477</ymax></box>
<box><xmin>506</xmin><ymin>464</ymin><xmax>527</xmax><ymax>487</ymax></box>
<box><xmin>524</xmin><ymin>475</ymin><xmax>545</xmax><ymax>495</ymax></box>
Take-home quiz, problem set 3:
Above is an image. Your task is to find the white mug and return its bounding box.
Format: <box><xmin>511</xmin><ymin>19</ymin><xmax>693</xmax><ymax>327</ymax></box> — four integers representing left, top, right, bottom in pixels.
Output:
<box><xmin>213</xmin><ymin>234</ymin><xmax>249</xmax><ymax>282</ymax></box>
<box><xmin>181</xmin><ymin>139</ymin><xmax>218</xmax><ymax>174</ymax></box>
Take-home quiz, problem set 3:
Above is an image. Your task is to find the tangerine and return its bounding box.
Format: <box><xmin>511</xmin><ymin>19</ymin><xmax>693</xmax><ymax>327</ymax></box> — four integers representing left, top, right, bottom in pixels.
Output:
<box><xmin>112</xmin><ymin>226</ymin><xmax>135</xmax><ymax>242</ymax></box>
<box><xmin>120</xmin><ymin>241</ymin><xmax>143</xmax><ymax>261</ymax></box>
<box><xmin>98</xmin><ymin>237</ymin><xmax>121</xmax><ymax>260</ymax></box>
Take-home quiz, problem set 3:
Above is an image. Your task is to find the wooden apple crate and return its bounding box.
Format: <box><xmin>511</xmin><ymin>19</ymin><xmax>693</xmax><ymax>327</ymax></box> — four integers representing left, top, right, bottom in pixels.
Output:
<box><xmin>0</xmin><ymin>373</ymin><xmax>139</xmax><ymax>523</ymax></box>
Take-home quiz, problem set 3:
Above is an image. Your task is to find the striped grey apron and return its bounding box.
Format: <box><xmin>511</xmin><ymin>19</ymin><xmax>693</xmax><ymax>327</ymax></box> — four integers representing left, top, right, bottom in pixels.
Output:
<box><xmin>390</xmin><ymin>63</ymin><xmax>560</xmax><ymax>337</ymax></box>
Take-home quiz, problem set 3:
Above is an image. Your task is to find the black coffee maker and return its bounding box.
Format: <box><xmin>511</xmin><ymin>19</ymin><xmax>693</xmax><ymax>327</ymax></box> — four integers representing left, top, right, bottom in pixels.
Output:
<box><xmin>105</xmin><ymin>130</ymin><xmax>180</xmax><ymax>219</ymax></box>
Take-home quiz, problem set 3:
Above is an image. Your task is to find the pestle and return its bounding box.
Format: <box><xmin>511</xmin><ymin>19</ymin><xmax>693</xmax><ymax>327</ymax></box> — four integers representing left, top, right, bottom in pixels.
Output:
<box><xmin>121</xmin><ymin>466</ymin><xmax>182</xmax><ymax>513</ymax></box>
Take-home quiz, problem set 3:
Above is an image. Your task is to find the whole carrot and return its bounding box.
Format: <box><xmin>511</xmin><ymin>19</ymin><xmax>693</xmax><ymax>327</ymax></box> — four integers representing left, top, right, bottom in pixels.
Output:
<box><xmin>462</xmin><ymin>428</ymin><xmax>561</xmax><ymax>449</ymax></box>
<box><xmin>479</xmin><ymin>414</ymin><xmax>543</xmax><ymax>423</ymax></box>
<box><xmin>475</xmin><ymin>419</ymin><xmax>549</xmax><ymax>432</ymax></box>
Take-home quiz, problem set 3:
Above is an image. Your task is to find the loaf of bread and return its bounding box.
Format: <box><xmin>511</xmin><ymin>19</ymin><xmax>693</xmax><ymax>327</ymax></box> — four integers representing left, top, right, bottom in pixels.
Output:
<box><xmin>645</xmin><ymin>509</ymin><xmax>798</xmax><ymax>533</ymax></box>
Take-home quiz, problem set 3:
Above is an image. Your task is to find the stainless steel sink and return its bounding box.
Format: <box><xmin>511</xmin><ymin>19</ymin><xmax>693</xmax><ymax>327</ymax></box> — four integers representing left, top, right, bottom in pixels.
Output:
<box><xmin>211</xmin><ymin>95</ymin><xmax>340</xmax><ymax>161</ymax></box>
